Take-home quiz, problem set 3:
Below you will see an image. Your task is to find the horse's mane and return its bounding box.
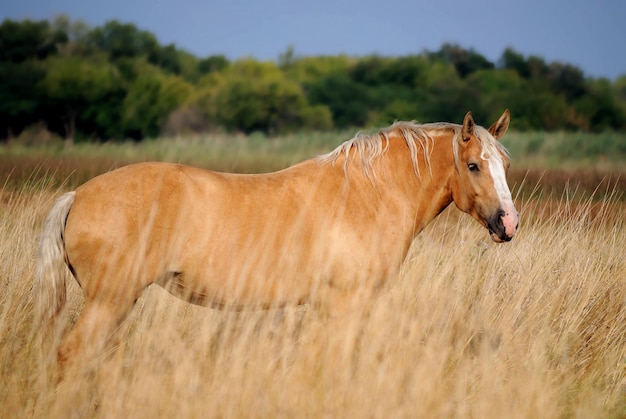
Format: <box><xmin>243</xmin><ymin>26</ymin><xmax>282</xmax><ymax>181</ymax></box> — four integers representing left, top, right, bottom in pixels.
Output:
<box><xmin>317</xmin><ymin>120</ymin><xmax>509</xmax><ymax>180</ymax></box>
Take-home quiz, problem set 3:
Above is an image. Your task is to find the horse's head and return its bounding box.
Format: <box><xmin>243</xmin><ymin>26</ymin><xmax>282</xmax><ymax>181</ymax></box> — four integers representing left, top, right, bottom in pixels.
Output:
<box><xmin>450</xmin><ymin>110</ymin><xmax>518</xmax><ymax>243</ymax></box>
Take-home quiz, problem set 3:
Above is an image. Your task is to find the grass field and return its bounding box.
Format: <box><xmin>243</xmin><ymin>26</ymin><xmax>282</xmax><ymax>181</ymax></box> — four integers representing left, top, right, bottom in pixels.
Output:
<box><xmin>0</xmin><ymin>130</ymin><xmax>625</xmax><ymax>417</ymax></box>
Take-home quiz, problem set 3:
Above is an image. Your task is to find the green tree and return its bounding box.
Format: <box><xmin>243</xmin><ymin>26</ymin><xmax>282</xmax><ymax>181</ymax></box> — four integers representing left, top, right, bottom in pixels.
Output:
<box><xmin>284</xmin><ymin>55</ymin><xmax>352</xmax><ymax>85</ymax></box>
<box><xmin>465</xmin><ymin>69</ymin><xmax>522</xmax><ymax>123</ymax></box>
<box><xmin>39</xmin><ymin>56</ymin><xmax>123</xmax><ymax>143</ymax></box>
<box><xmin>204</xmin><ymin>59</ymin><xmax>328</xmax><ymax>134</ymax></box>
<box><xmin>50</xmin><ymin>15</ymin><xmax>93</xmax><ymax>57</ymax></box>
<box><xmin>278</xmin><ymin>45</ymin><xmax>297</xmax><ymax>70</ymax></box>
<box><xmin>351</xmin><ymin>55</ymin><xmax>430</xmax><ymax>125</ymax></box>
<box><xmin>306</xmin><ymin>72</ymin><xmax>371</xmax><ymax>128</ymax></box>
<box><xmin>299</xmin><ymin>105</ymin><xmax>333</xmax><ymax>131</ymax></box>
<box><xmin>512</xmin><ymin>79</ymin><xmax>569</xmax><ymax>130</ymax></box>
<box><xmin>0</xmin><ymin>61</ymin><xmax>46</xmax><ymax>138</ymax></box>
<box><xmin>499</xmin><ymin>48</ymin><xmax>530</xmax><ymax>78</ymax></box>
<box><xmin>122</xmin><ymin>70</ymin><xmax>193</xmax><ymax>138</ymax></box>
<box><xmin>173</xmin><ymin>49</ymin><xmax>202</xmax><ymax>82</ymax></box>
<box><xmin>546</xmin><ymin>62</ymin><xmax>587</xmax><ymax>101</ymax></box>
<box><xmin>87</xmin><ymin>20</ymin><xmax>159</xmax><ymax>61</ymax></box>
<box><xmin>572</xmin><ymin>78</ymin><xmax>625</xmax><ymax>131</ymax></box>
<box><xmin>0</xmin><ymin>19</ymin><xmax>66</xmax><ymax>62</ymax></box>
<box><xmin>414</xmin><ymin>59</ymin><xmax>470</xmax><ymax>122</ymax></box>
<box><xmin>433</xmin><ymin>44</ymin><xmax>494</xmax><ymax>78</ymax></box>
<box><xmin>198</xmin><ymin>55</ymin><xmax>230</xmax><ymax>75</ymax></box>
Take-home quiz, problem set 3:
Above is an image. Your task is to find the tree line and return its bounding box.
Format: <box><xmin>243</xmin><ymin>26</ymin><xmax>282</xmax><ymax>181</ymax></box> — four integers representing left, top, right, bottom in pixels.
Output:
<box><xmin>1</xmin><ymin>16</ymin><xmax>625</xmax><ymax>143</ymax></box>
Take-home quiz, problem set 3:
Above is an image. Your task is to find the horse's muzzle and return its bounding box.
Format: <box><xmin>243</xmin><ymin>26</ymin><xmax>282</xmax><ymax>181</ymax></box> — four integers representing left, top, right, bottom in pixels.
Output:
<box><xmin>487</xmin><ymin>209</ymin><xmax>518</xmax><ymax>243</ymax></box>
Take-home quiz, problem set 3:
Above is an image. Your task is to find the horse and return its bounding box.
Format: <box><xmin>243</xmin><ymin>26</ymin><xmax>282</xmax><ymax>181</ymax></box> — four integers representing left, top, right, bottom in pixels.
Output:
<box><xmin>34</xmin><ymin>110</ymin><xmax>518</xmax><ymax>378</ymax></box>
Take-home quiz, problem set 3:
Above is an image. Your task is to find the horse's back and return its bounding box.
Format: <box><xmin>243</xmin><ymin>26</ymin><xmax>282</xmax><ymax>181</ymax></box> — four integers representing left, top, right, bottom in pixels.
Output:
<box><xmin>67</xmin><ymin>162</ymin><xmax>215</xmax><ymax>241</ymax></box>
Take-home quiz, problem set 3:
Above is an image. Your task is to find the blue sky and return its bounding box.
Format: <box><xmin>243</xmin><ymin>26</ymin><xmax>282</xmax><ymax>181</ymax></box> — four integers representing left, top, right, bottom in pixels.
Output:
<box><xmin>3</xmin><ymin>0</ymin><xmax>625</xmax><ymax>79</ymax></box>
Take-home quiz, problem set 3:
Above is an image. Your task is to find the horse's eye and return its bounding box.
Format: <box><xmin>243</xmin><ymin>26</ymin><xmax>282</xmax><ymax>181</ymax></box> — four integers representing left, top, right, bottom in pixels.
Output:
<box><xmin>468</xmin><ymin>163</ymin><xmax>479</xmax><ymax>172</ymax></box>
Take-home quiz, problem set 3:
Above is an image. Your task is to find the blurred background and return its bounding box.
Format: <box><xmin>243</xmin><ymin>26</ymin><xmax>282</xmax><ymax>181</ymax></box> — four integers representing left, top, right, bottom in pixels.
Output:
<box><xmin>0</xmin><ymin>0</ymin><xmax>625</xmax><ymax>143</ymax></box>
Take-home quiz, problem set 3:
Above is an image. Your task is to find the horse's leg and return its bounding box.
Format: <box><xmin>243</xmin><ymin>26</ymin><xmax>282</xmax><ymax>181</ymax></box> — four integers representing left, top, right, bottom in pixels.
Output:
<box><xmin>52</xmin><ymin>296</ymin><xmax>136</xmax><ymax>417</ymax></box>
<box><xmin>57</xmin><ymin>259</ymin><xmax>149</xmax><ymax>379</ymax></box>
<box><xmin>58</xmin><ymin>299</ymin><xmax>130</xmax><ymax>374</ymax></box>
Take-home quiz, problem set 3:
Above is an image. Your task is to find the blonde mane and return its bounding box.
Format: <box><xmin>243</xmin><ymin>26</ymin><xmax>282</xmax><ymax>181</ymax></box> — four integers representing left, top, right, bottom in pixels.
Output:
<box><xmin>317</xmin><ymin>121</ymin><xmax>509</xmax><ymax>180</ymax></box>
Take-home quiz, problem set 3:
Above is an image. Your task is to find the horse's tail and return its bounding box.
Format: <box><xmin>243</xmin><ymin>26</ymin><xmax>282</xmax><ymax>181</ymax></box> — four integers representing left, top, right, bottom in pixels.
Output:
<box><xmin>34</xmin><ymin>191</ymin><xmax>76</xmax><ymax>339</ymax></box>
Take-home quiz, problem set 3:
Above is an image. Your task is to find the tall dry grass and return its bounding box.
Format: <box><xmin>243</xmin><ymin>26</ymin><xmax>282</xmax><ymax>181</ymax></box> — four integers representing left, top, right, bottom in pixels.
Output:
<box><xmin>0</xmin><ymin>178</ymin><xmax>625</xmax><ymax>418</ymax></box>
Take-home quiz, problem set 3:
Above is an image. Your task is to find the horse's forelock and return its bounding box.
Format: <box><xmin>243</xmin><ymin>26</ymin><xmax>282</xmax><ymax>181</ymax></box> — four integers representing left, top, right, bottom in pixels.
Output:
<box><xmin>451</xmin><ymin>124</ymin><xmax>510</xmax><ymax>170</ymax></box>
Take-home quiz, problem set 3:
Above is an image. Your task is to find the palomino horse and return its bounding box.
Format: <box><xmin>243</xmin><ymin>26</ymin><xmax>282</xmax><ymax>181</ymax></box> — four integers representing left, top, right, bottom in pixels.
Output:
<box><xmin>35</xmin><ymin>110</ymin><xmax>518</xmax><ymax>376</ymax></box>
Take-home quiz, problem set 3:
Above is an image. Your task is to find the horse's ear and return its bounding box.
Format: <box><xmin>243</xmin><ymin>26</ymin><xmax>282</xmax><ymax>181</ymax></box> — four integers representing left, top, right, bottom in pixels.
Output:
<box><xmin>488</xmin><ymin>109</ymin><xmax>510</xmax><ymax>141</ymax></box>
<box><xmin>461</xmin><ymin>111</ymin><xmax>474</xmax><ymax>143</ymax></box>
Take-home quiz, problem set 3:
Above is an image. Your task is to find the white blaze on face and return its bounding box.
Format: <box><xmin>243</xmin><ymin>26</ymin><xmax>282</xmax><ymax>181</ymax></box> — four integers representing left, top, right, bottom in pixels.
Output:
<box><xmin>487</xmin><ymin>152</ymin><xmax>519</xmax><ymax>238</ymax></box>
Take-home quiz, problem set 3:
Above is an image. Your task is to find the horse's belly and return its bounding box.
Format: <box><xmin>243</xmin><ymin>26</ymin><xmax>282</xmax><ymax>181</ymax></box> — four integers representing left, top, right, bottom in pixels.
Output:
<box><xmin>169</xmin><ymin>243</ymin><xmax>317</xmax><ymax>308</ymax></box>
<box><xmin>168</xmin><ymin>225</ymin><xmax>396</xmax><ymax>309</ymax></box>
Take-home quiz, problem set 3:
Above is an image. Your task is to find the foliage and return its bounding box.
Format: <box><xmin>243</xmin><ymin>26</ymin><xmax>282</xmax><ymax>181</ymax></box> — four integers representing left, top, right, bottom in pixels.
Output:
<box><xmin>197</xmin><ymin>59</ymin><xmax>332</xmax><ymax>133</ymax></box>
<box><xmin>0</xmin><ymin>17</ymin><xmax>625</xmax><ymax>141</ymax></box>
<box><xmin>122</xmin><ymin>66</ymin><xmax>193</xmax><ymax>139</ymax></box>
<box><xmin>39</xmin><ymin>56</ymin><xmax>124</xmax><ymax>141</ymax></box>
<box><xmin>0</xmin><ymin>61</ymin><xmax>46</xmax><ymax>137</ymax></box>
<box><xmin>0</xmin><ymin>19</ymin><xmax>66</xmax><ymax>62</ymax></box>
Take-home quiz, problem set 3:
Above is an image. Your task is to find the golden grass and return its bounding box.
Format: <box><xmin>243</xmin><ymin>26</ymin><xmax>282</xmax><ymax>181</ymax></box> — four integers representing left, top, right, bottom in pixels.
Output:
<box><xmin>1</xmin><ymin>177</ymin><xmax>625</xmax><ymax>418</ymax></box>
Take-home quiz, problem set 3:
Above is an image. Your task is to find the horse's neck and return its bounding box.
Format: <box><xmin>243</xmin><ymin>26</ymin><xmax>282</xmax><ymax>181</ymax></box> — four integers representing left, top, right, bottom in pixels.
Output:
<box><xmin>307</xmin><ymin>137</ymin><xmax>454</xmax><ymax>236</ymax></box>
<box><xmin>381</xmin><ymin>135</ymin><xmax>455</xmax><ymax>235</ymax></box>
